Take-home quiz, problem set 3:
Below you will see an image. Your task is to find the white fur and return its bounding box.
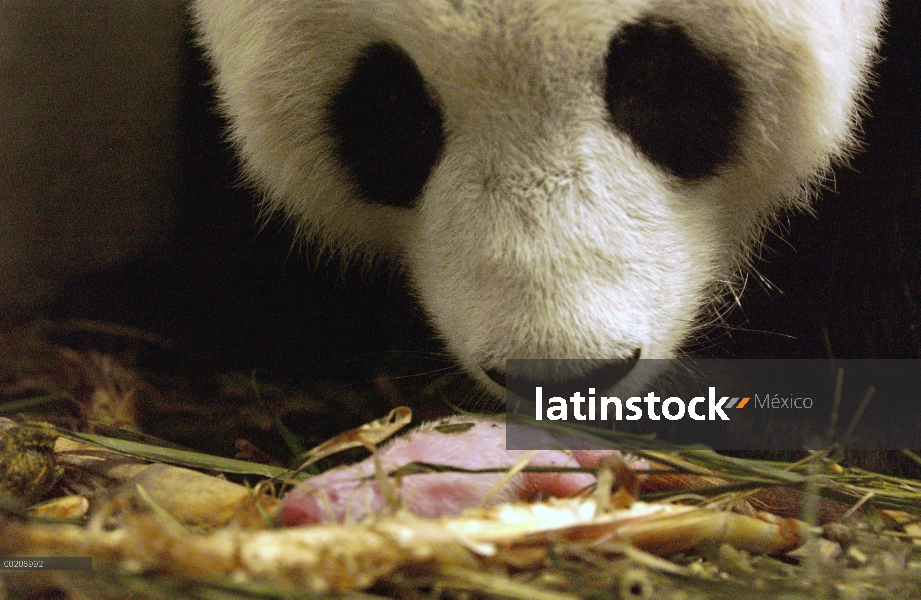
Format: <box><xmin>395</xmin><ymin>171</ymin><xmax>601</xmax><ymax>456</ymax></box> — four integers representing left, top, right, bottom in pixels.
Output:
<box><xmin>194</xmin><ymin>0</ymin><xmax>883</xmax><ymax>390</ymax></box>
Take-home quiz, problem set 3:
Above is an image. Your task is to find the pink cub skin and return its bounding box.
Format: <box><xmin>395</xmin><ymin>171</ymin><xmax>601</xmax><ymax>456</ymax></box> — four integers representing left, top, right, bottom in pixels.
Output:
<box><xmin>280</xmin><ymin>417</ymin><xmax>639</xmax><ymax>525</ymax></box>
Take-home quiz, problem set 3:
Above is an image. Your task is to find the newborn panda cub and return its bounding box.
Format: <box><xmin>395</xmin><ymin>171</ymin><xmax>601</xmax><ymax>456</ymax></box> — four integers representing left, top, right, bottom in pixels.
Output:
<box><xmin>193</xmin><ymin>0</ymin><xmax>883</xmax><ymax>522</ymax></box>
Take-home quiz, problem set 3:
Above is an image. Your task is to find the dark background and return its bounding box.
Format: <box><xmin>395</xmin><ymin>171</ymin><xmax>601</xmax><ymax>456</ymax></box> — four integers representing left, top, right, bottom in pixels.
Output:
<box><xmin>715</xmin><ymin>0</ymin><xmax>921</xmax><ymax>361</ymax></box>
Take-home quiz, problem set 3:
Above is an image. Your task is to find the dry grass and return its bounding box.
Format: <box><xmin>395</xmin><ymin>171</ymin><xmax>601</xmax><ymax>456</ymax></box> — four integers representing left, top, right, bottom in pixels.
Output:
<box><xmin>2</xmin><ymin>319</ymin><xmax>921</xmax><ymax>599</ymax></box>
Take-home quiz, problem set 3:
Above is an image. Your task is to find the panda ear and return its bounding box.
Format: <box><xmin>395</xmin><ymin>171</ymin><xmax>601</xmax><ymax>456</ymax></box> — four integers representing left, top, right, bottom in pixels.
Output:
<box><xmin>604</xmin><ymin>20</ymin><xmax>743</xmax><ymax>180</ymax></box>
<box><xmin>326</xmin><ymin>43</ymin><xmax>445</xmax><ymax>209</ymax></box>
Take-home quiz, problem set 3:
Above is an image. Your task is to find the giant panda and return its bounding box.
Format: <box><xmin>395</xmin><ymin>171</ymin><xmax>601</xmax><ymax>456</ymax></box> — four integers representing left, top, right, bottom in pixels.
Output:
<box><xmin>192</xmin><ymin>0</ymin><xmax>886</xmax><ymax>394</ymax></box>
<box><xmin>2</xmin><ymin>0</ymin><xmax>917</xmax><ymax>522</ymax></box>
<box><xmin>3</xmin><ymin>1</ymin><xmax>916</xmax><ymax>395</ymax></box>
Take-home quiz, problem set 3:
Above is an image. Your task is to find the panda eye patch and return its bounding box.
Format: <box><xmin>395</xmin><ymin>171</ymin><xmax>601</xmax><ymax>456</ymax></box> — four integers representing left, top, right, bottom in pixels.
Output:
<box><xmin>604</xmin><ymin>20</ymin><xmax>743</xmax><ymax>180</ymax></box>
<box><xmin>327</xmin><ymin>43</ymin><xmax>445</xmax><ymax>209</ymax></box>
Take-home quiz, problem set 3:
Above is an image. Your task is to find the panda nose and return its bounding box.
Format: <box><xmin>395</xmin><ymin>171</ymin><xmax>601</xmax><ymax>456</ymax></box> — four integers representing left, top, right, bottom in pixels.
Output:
<box><xmin>482</xmin><ymin>349</ymin><xmax>641</xmax><ymax>391</ymax></box>
<box><xmin>484</xmin><ymin>368</ymin><xmax>507</xmax><ymax>388</ymax></box>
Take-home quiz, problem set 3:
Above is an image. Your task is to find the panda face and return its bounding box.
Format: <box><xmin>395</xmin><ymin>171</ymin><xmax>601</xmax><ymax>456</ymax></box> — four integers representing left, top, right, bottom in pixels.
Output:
<box><xmin>194</xmin><ymin>0</ymin><xmax>882</xmax><ymax>391</ymax></box>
